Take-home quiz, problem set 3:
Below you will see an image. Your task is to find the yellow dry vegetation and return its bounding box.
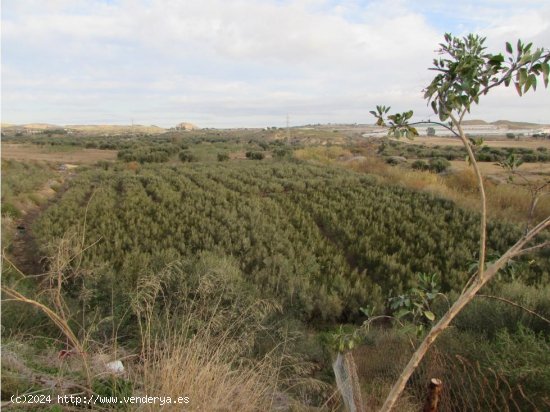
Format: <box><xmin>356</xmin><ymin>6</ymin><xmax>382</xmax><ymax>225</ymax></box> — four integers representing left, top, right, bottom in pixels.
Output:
<box><xmin>1</xmin><ymin>144</ymin><xmax>117</xmax><ymax>164</ymax></box>
<box><xmin>396</xmin><ymin>137</ymin><xmax>550</xmax><ymax>149</ymax></box>
<box><xmin>294</xmin><ymin>146</ymin><xmax>353</xmax><ymax>164</ymax></box>
<box><xmin>297</xmin><ymin>146</ymin><xmax>550</xmax><ymax>224</ymax></box>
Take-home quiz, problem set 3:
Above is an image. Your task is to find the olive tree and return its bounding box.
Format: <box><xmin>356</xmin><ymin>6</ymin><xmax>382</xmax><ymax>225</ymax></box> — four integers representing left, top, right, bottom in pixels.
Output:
<box><xmin>371</xmin><ymin>33</ymin><xmax>550</xmax><ymax>411</ymax></box>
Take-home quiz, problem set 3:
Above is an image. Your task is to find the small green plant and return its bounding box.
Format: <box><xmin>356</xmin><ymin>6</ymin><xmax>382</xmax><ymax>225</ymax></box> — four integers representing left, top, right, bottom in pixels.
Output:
<box><xmin>389</xmin><ymin>273</ymin><xmax>442</xmax><ymax>336</ymax></box>
<box><xmin>330</xmin><ymin>325</ymin><xmax>364</xmax><ymax>352</ymax></box>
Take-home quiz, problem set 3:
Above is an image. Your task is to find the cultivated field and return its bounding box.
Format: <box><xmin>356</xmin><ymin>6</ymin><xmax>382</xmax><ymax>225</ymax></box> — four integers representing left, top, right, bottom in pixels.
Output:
<box><xmin>2</xmin><ymin>129</ymin><xmax>549</xmax><ymax>411</ymax></box>
<box><xmin>1</xmin><ymin>143</ymin><xmax>117</xmax><ymax>163</ymax></box>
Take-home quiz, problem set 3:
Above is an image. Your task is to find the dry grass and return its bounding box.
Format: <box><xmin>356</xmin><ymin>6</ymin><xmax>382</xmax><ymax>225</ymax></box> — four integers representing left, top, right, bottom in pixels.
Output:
<box><xmin>351</xmin><ymin>327</ymin><xmax>549</xmax><ymax>412</ymax></box>
<box><xmin>294</xmin><ymin>146</ymin><xmax>353</xmax><ymax>164</ymax></box>
<box><xmin>134</xmin><ymin>327</ymin><xmax>281</xmax><ymax>411</ymax></box>
<box><xmin>1</xmin><ymin>143</ymin><xmax>117</xmax><ymax>164</ymax></box>
<box><xmin>352</xmin><ymin>330</ymin><xmax>422</xmax><ymax>412</ymax></box>
<box><xmin>3</xmin><ymin>224</ymin><xmax>331</xmax><ymax>411</ymax></box>
<box><xmin>450</xmin><ymin>160</ymin><xmax>550</xmax><ymax>185</ymax></box>
<box><xmin>306</xmin><ymin>150</ymin><xmax>550</xmax><ymax>224</ymax></box>
<box><xmin>128</xmin><ymin>257</ymin><xmax>330</xmax><ymax>411</ymax></box>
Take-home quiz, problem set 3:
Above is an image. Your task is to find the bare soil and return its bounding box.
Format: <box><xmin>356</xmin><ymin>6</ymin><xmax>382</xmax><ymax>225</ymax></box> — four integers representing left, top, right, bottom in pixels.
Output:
<box><xmin>449</xmin><ymin>160</ymin><xmax>550</xmax><ymax>184</ymax></box>
<box><xmin>7</xmin><ymin>173</ymin><xmax>71</xmax><ymax>276</ymax></box>
<box><xmin>1</xmin><ymin>144</ymin><xmax>117</xmax><ymax>164</ymax></box>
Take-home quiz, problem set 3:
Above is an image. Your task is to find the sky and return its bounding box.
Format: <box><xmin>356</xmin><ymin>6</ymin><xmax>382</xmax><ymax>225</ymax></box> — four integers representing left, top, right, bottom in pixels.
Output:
<box><xmin>1</xmin><ymin>0</ymin><xmax>550</xmax><ymax>128</ymax></box>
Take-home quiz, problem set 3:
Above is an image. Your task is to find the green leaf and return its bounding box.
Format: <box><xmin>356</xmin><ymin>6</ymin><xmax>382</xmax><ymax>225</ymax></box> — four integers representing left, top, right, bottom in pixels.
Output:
<box><xmin>542</xmin><ymin>63</ymin><xmax>549</xmax><ymax>88</ymax></box>
<box><xmin>519</xmin><ymin>68</ymin><xmax>528</xmax><ymax>85</ymax></box>
<box><xmin>488</xmin><ymin>54</ymin><xmax>504</xmax><ymax>66</ymax></box>
<box><xmin>506</xmin><ymin>42</ymin><xmax>513</xmax><ymax>54</ymax></box>
<box><xmin>396</xmin><ymin>308</ymin><xmax>410</xmax><ymax>319</ymax></box>
<box><xmin>424</xmin><ymin>310</ymin><xmax>436</xmax><ymax>321</ymax></box>
<box><xmin>514</xmin><ymin>82</ymin><xmax>522</xmax><ymax>96</ymax></box>
<box><xmin>529</xmin><ymin>74</ymin><xmax>537</xmax><ymax>91</ymax></box>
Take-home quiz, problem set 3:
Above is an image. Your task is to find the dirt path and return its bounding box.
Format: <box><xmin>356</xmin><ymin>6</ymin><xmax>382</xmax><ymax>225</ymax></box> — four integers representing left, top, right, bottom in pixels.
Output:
<box><xmin>9</xmin><ymin>175</ymin><xmax>71</xmax><ymax>276</ymax></box>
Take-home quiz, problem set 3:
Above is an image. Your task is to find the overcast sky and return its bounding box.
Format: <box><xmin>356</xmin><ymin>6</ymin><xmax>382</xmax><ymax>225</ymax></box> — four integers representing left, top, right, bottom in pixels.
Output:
<box><xmin>2</xmin><ymin>0</ymin><xmax>549</xmax><ymax>128</ymax></box>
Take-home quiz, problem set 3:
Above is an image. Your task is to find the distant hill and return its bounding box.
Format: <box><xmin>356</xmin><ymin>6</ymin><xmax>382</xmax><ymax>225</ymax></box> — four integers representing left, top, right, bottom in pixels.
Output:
<box><xmin>490</xmin><ymin>120</ymin><xmax>543</xmax><ymax>130</ymax></box>
<box><xmin>7</xmin><ymin>123</ymin><xmax>62</xmax><ymax>130</ymax></box>
<box><xmin>462</xmin><ymin>119</ymin><xmax>488</xmax><ymax>126</ymax></box>
<box><xmin>1</xmin><ymin>123</ymin><xmax>167</xmax><ymax>134</ymax></box>
<box><xmin>462</xmin><ymin>119</ymin><xmax>546</xmax><ymax>130</ymax></box>
<box><xmin>66</xmin><ymin>124</ymin><xmax>166</xmax><ymax>134</ymax></box>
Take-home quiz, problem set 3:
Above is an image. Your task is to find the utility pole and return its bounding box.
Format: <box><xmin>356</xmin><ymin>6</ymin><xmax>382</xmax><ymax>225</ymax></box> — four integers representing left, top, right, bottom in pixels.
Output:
<box><xmin>286</xmin><ymin>114</ymin><xmax>290</xmax><ymax>143</ymax></box>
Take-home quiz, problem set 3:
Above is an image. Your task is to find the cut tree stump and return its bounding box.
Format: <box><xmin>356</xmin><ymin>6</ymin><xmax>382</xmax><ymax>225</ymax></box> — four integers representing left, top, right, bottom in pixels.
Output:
<box><xmin>423</xmin><ymin>378</ymin><xmax>443</xmax><ymax>412</ymax></box>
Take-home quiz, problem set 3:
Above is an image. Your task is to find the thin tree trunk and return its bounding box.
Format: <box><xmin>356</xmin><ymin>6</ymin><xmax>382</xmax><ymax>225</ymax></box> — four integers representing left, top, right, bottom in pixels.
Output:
<box><xmin>379</xmin><ymin>216</ymin><xmax>549</xmax><ymax>411</ymax></box>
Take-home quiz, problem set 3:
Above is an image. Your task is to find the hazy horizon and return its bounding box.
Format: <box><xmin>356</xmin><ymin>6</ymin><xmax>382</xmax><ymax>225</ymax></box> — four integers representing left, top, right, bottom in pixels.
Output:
<box><xmin>2</xmin><ymin>0</ymin><xmax>550</xmax><ymax>128</ymax></box>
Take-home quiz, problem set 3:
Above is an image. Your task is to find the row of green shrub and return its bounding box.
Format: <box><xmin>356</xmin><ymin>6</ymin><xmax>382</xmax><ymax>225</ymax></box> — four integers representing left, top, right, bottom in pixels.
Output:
<box><xmin>378</xmin><ymin>139</ymin><xmax>550</xmax><ymax>162</ymax></box>
<box><xmin>33</xmin><ymin>161</ymin><xmax>548</xmax><ymax>325</ymax></box>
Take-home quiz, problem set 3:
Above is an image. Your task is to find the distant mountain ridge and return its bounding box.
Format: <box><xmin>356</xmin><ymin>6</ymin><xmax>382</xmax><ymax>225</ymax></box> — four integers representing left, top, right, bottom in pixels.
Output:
<box><xmin>462</xmin><ymin>119</ymin><xmax>546</xmax><ymax>129</ymax></box>
<box><xmin>1</xmin><ymin>123</ymin><xmax>172</xmax><ymax>135</ymax></box>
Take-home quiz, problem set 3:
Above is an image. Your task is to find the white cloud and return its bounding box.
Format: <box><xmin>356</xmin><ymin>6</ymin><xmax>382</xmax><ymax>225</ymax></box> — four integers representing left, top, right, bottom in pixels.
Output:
<box><xmin>1</xmin><ymin>0</ymin><xmax>549</xmax><ymax>127</ymax></box>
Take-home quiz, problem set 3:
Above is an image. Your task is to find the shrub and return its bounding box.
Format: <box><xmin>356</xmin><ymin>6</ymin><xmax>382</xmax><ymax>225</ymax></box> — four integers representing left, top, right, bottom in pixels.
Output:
<box><xmin>411</xmin><ymin>160</ymin><xmax>428</xmax><ymax>171</ymax></box>
<box><xmin>385</xmin><ymin>156</ymin><xmax>406</xmax><ymax>165</ymax></box>
<box><xmin>245</xmin><ymin>151</ymin><xmax>265</xmax><ymax>160</ymax></box>
<box><xmin>428</xmin><ymin>157</ymin><xmax>450</xmax><ymax>173</ymax></box>
<box><xmin>179</xmin><ymin>150</ymin><xmax>198</xmax><ymax>162</ymax></box>
<box><xmin>217</xmin><ymin>153</ymin><xmax>230</xmax><ymax>162</ymax></box>
<box><xmin>273</xmin><ymin>148</ymin><xmax>292</xmax><ymax>159</ymax></box>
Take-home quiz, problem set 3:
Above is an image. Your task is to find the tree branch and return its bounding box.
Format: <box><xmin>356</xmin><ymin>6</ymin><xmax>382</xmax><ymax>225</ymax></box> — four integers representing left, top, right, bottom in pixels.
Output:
<box><xmin>449</xmin><ymin>112</ymin><xmax>488</xmax><ymax>281</ymax></box>
<box><xmin>379</xmin><ymin>214</ymin><xmax>549</xmax><ymax>411</ymax></box>
<box><xmin>407</xmin><ymin>121</ymin><xmax>460</xmax><ymax>138</ymax></box>
<box><xmin>476</xmin><ymin>294</ymin><xmax>550</xmax><ymax>325</ymax></box>
<box><xmin>512</xmin><ymin>240</ymin><xmax>550</xmax><ymax>257</ymax></box>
